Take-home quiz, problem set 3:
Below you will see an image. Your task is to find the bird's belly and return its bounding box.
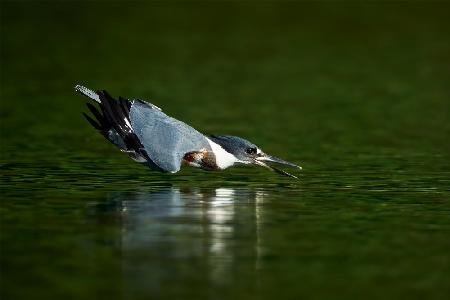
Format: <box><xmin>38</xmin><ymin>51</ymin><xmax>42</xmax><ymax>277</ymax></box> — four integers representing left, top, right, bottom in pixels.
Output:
<box><xmin>182</xmin><ymin>149</ymin><xmax>218</xmax><ymax>170</ymax></box>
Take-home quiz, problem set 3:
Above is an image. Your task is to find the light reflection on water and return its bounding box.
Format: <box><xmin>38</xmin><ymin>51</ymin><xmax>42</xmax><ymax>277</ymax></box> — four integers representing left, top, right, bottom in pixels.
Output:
<box><xmin>88</xmin><ymin>187</ymin><xmax>267</xmax><ymax>297</ymax></box>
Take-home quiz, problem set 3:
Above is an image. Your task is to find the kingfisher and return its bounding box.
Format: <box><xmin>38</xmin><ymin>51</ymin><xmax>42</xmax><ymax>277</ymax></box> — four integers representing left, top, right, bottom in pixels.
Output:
<box><xmin>75</xmin><ymin>85</ymin><xmax>302</xmax><ymax>178</ymax></box>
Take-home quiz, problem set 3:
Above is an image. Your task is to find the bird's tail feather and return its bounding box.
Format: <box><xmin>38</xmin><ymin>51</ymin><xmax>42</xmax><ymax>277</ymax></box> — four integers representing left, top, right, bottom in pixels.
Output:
<box><xmin>75</xmin><ymin>85</ymin><xmax>101</xmax><ymax>103</ymax></box>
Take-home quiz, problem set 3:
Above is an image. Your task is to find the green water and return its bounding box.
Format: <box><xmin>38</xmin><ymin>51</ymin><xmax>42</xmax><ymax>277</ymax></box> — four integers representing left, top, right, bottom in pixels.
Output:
<box><xmin>1</xmin><ymin>2</ymin><xmax>450</xmax><ymax>299</ymax></box>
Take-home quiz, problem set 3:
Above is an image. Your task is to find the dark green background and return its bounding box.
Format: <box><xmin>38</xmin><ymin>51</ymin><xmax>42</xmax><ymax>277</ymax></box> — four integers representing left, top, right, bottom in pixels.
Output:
<box><xmin>1</xmin><ymin>1</ymin><xmax>449</xmax><ymax>299</ymax></box>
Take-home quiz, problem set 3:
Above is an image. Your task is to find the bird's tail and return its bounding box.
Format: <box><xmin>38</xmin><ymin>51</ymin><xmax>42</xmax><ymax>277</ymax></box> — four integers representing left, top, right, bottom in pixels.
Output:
<box><xmin>75</xmin><ymin>85</ymin><xmax>101</xmax><ymax>103</ymax></box>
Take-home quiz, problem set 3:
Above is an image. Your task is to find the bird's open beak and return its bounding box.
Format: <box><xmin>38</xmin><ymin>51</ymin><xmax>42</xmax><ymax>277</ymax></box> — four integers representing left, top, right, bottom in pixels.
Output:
<box><xmin>254</xmin><ymin>154</ymin><xmax>302</xmax><ymax>179</ymax></box>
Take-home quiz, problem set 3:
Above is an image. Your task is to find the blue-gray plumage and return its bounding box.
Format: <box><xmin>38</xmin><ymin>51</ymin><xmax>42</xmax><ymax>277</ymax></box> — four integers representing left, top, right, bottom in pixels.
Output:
<box><xmin>129</xmin><ymin>100</ymin><xmax>212</xmax><ymax>173</ymax></box>
<box><xmin>75</xmin><ymin>85</ymin><xmax>301</xmax><ymax>178</ymax></box>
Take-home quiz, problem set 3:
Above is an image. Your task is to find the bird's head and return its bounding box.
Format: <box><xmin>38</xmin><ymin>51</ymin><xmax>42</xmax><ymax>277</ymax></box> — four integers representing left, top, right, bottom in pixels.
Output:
<box><xmin>208</xmin><ymin>135</ymin><xmax>302</xmax><ymax>179</ymax></box>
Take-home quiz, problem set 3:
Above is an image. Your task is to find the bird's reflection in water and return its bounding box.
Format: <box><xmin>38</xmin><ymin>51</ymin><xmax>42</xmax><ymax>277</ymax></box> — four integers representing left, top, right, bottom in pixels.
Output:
<box><xmin>91</xmin><ymin>186</ymin><xmax>266</xmax><ymax>297</ymax></box>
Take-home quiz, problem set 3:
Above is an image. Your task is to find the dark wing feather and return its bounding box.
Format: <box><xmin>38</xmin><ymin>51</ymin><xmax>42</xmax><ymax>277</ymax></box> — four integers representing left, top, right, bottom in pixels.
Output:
<box><xmin>86</xmin><ymin>103</ymin><xmax>107</xmax><ymax>129</ymax></box>
<box><xmin>82</xmin><ymin>89</ymin><xmax>160</xmax><ymax>167</ymax></box>
<box><xmin>82</xmin><ymin>112</ymin><xmax>102</xmax><ymax>130</ymax></box>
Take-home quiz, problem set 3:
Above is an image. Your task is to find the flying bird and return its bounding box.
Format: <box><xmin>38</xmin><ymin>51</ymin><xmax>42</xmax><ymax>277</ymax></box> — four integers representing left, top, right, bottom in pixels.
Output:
<box><xmin>75</xmin><ymin>85</ymin><xmax>302</xmax><ymax>178</ymax></box>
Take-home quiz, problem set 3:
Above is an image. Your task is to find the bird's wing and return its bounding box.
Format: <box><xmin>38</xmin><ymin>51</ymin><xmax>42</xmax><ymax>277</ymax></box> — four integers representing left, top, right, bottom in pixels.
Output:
<box><xmin>129</xmin><ymin>100</ymin><xmax>212</xmax><ymax>173</ymax></box>
<box><xmin>131</xmin><ymin>98</ymin><xmax>162</xmax><ymax>111</ymax></box>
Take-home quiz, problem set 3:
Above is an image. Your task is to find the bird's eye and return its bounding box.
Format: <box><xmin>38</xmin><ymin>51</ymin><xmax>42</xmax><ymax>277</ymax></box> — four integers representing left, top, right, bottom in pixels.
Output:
<box><xmin>246</xmin><ymin>147</ymin><xmax>257</xmax><ymax>155</ymax></box>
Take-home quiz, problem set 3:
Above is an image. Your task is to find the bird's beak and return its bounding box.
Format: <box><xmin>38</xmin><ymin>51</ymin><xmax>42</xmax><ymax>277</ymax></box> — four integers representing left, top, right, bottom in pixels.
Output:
<box><xmin>254</xmin><ymin>154</ymin><xmax>302</xmax><ymax>179</ymax></box>
<box><xmin>257</xmin><ymin>155</ymin><xmax>302</xmax><ymax>169</ymax></box>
